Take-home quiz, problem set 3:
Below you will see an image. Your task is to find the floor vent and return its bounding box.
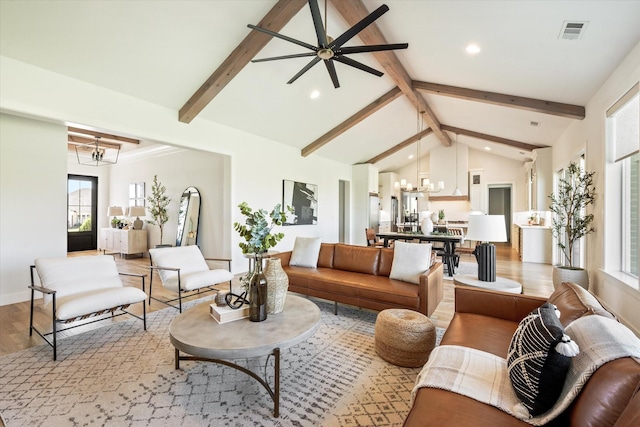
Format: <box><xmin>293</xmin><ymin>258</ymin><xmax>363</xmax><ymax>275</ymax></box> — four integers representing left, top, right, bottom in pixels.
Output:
<box><xmin>559</xmin><ymin>21</ymin><xmax>588</xmax><ymax>40</ymax></box>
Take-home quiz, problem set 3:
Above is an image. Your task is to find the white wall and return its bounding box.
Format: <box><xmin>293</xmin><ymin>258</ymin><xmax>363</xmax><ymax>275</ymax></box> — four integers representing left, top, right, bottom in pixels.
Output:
<box><xmin>0</xmin><ymin>55</ymin><xmax>352</xmax><ymax>305</ymax></box>
<box><xmin>552</xmin><ymin>41</ymin><xmax>640</xmax><ymax>334</ymax></box>
<box><xmin>0</xmin><ymin>114</ymin><xmax>68</xmax><ymax>305</ymax></box>
<box><xmin>108</xmin><ymin>147</ymin><xmax>230</xmax><ymax>258</ymax></box>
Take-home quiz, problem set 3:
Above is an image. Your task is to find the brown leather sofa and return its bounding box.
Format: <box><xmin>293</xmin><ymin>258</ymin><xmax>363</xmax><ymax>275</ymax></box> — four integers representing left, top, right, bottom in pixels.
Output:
<box><xmin>404</xmin><ymin>282</ymin><xmax>640</xmax><ymax>427</ymax></box>
<box><xmin>272</xmin><ymin>243</ymin><xmax>444</xmax><ymax>317</ymax></box>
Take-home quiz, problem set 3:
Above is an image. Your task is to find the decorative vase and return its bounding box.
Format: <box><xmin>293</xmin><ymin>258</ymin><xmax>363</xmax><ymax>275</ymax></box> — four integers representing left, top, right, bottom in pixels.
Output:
<box><xmin>264</xmin><ymin>258</ymin><xmax>289</xmax><ymax>314</ymax></box>
<box><xmin>421</xmin><ymin>217</ymin><xmax>434</xmax><ymax>234</ymax></box>
<box><xmin>248</xmin><ymin>255</ymin><xmax>268</xmax><ymax>322</ymax></box>
<box><xmin>552</xmin><ymin>266</ymin><xmax>589</xmax><ymax>290</ymax></box>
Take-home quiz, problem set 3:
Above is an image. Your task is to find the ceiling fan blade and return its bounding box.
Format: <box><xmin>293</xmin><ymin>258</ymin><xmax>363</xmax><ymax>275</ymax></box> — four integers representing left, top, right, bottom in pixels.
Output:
<box><xmin>247</xmin><ymin>24</ymin><xmax>318</xmax><ymax>52</ymax></box>
<box><xmin>333</xmin><ymin>56</ymin><xmax>384</xmax><ymax>77</ymax></box>
<box><xmin>252</xmin><ymin>52</ymin><xmax>317</xmax><ymax>63</ymax></box>
<box><xmin>324</xmin><ymin>59</ymin><xmax>340</xmax><ymax>88</ymax></box>
<box><xmin>339</xmin><ymin>43</ymin><xmax>409</xmax><ymax>55</ymax></box>
<box><xmin>331</xmin><ymin>4</ymin><xmax>390</xmax><ymax>48</ymax></box>
<box><xmin>308</xmin><ymin>0</ymin><xmax>328</xmax><ymax>48</ymax></box>
<box><xmin>287</xmin><ymin>57</ymin><xmax>322</xmax><ymax>84</ymax></box>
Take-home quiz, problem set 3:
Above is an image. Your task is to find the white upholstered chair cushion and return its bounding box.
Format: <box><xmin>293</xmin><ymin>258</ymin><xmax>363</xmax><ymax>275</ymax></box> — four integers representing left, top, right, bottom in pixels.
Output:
<box><xmin>34</xmin><ymin>255</ymin><xmax>146</xmax><ymax>320</ymax></box>
<box><xmin>56</xmin><ymin>287</ymin><xmax>146</xmax><ymax>321</ymax></box>
<box><xmin>149</xmin><ymin>246</ymin><xmax>233</xmax><ymax>292</ymax></box>
<box><xmin>35</xmin><ymin>255</ymin><xmax>125</xmax><ymax>306</ymax></box>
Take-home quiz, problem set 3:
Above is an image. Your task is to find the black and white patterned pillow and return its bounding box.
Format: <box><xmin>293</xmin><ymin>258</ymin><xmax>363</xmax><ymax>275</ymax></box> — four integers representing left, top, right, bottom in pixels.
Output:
<box><xmin>507</xmin><ymin>303</ymin><xmax>579</xmax><ymax>417</ymax></box>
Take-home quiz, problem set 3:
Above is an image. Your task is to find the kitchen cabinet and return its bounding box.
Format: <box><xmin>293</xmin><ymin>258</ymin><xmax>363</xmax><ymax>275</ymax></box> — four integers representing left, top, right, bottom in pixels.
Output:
<box><xmin>99</xmin><ymin>228</ymin><xmax>147</xmax><ymax>257</ymax></box>
<box><xmin>514</xmin><ymin>224</ymin><xmax>552</xmax><ymax>264</ymax></box>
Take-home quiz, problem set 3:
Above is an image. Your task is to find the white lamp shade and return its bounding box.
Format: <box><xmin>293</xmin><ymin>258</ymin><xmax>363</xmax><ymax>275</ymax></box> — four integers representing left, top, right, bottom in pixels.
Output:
<box><xmin>466</xmin><ymin>215</ymin><xmax>507</xmax><ymax>242</ymax></box>
<box><xmin>107</xmin><ymin>206</ymin><xmax>124</xmax><ymax>216</ymax></box>
<box><xmin>128</xmin><ymin>206</ymin><xmax>146</xmax><ymax>217</ymax></box>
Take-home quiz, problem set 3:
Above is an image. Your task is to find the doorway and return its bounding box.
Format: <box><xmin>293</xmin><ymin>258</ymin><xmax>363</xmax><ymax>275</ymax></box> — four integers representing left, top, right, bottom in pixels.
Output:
<box><xmin>67</xmin><ymin>174</ymin><xmax>98</xmax><ymax>252</ymax></box>
<box><xmin>339</xmin><ymin>180</ymin><xmax>350</xmax><ymax>244</ymax></box>
<box><xmin>488</xmin><ymin>185</ymin><xmax>512</xmax><ymax>242</ymax></box>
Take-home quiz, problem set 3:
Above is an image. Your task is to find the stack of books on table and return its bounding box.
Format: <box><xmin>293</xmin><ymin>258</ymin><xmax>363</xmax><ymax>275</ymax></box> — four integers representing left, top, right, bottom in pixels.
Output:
<box><xmin>209</xmin><ymin>303</ymin><xmax>249</xmax><ymax>324</ymax></box>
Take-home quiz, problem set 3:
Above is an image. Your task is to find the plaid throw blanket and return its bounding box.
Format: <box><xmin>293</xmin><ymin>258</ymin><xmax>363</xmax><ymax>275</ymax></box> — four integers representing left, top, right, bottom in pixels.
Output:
<box><xmin>411</xmin><ymin>316</ymin><xmax>640</xmax><ymax>425</ymax></box>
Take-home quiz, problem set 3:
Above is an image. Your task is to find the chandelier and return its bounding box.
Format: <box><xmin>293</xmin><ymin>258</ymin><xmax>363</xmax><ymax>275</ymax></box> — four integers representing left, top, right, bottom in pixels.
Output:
<box><xmin>75</xmin><ymin>136</ymin><xmax>120</xmax><ymax>166</ymax></box>
<box><xmin>394</xmin><ymin>109</ymin><xmax>444</xmax><ymax>195</ymax></box>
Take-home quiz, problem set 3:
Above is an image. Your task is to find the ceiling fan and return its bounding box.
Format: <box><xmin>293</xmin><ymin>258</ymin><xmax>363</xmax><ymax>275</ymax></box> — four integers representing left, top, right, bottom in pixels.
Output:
<box><xmin>247</xmin><ymin>0</ymin><xmax>408</xmax><ymax>88</ymax></box>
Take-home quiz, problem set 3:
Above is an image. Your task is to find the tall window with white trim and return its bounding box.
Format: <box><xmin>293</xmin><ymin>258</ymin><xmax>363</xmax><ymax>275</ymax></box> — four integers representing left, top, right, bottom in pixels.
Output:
<box><xmin>607</xmin><ymin>83</ymin><xmax>639</xmax><ymax>279</ymax></box>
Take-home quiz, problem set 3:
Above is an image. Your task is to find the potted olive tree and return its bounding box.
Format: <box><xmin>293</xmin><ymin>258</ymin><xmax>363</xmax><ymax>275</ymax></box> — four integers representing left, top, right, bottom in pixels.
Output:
<box><xmin>548</xmin><ymin>162</ymin><xmax>596</xmax><ymax>289</ymax></box>
<box><xmin>146</xmin><ymin>175</ymin><xmax>171</xmax><ymax>247</ymax></box>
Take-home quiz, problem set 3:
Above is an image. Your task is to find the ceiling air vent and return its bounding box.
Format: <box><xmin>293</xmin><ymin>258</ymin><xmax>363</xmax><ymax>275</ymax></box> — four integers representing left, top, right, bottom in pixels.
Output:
<box><xmin>559</xmin><ymin>21</ymin><xmax>588</xmax><ymax>40</ymax></box>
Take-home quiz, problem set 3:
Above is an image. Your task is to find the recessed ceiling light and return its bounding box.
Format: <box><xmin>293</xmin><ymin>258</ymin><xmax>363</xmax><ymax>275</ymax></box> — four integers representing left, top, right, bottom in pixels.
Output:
<box><xmin>484</xmin><ymin>147</ymin><xmax>491</xmax><ymax>151</ymax></box>
<box><xmin>466</xmin><ymin>44</ymin><xmax>481</xmax><ymax>54</ymax></box>
<box><xmin>408</xmin><ymin>154</ymin><xmax>414</xmax><ymax>159</ymax></box>
<box><xmin>310</xmin><ymin>90</ymin><xmax>320</xmax><ymax>99</ymax></box>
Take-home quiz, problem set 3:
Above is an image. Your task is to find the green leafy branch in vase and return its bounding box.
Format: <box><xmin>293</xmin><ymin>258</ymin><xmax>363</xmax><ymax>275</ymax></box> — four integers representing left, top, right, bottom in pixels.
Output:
<box><xmin>233</xmin><ymin>202</ymin><xmax>293</xmax><ymax>290</ymax></box>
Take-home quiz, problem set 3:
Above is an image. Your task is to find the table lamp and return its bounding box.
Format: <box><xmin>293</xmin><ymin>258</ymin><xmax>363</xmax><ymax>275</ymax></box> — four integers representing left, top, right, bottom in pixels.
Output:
<box><xmin>465</xmin><ymin>214</ymin><xmax>507</xmax><ymax>282</ymax></box>
<box><xmin>128</xmin><ymin>206</ymin><xmax>146</xmax><ymax>230</ymax></box>
<box><xmin>107</xmin><ymin>206</ymin><xmax>124</xmax><ymax>228</ymax></box>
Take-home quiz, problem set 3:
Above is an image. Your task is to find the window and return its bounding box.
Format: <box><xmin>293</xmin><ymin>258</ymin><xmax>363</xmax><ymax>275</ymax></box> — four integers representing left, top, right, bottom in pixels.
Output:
<box><xmin>607</xmin><ymin>83</ymin><xmax>639</xmax><ymax>281</ymax></box>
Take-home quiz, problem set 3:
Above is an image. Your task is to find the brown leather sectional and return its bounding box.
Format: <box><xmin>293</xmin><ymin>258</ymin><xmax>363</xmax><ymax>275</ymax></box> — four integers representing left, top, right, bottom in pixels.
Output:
<box><xmin>404</xmin><ymin>283</ymin><xmax>640</xmax><ymax>427</ymax></box>
<box><xmin>272</xmin><ymin>243</ymin><xmax>444</xmax><ymax>316</ymax></box>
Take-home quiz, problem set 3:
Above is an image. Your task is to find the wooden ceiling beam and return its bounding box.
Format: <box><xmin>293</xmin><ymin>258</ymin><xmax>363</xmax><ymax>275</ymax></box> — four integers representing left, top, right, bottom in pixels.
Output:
<box><xmin>365</xmin><ymin>128</ymin><xmax>433</xmax><ymax>164</ymax></box>
<box><xmin>68</xmin><ymin>135</ymin><xmax>122</xmax><ymax>150</ymax></box>
<box><xmin>178</xmin><ymin>0</ymin><xmax>307</xmax><ymax>123</ymax></box>
<box><xmin>440</xmin><ymin>124</ymin><xmax>546</xmax><ymax>152</ymax></box>
<box><xmin>301</xmin><ymin>87</ymin><xmax>403</xmax><ymax>157</ymax></box>
<box><xmin>67</xmin><ymin>126</ymin><xmax>139</xmax><ymax>144</ymax></box>
<box><xmin>413</xmin><ymin>81</ymin><xmax>585</xmax><ymax>120</ymax></box>
<box><xmin>331</xmin><ymin>0</ymin><xmax>451</xmax><ymax>147</ymax></box>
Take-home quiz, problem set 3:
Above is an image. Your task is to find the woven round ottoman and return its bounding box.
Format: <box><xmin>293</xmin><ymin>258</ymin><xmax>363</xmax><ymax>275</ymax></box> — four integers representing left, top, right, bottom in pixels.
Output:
<box><xmin>374</xmin><ymin>309</ymin><xmax>436</xmax><ymax>367</ymax></box>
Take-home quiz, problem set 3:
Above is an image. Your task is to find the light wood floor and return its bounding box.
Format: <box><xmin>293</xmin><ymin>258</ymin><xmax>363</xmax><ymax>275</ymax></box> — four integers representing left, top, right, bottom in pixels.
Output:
<box><xmin>0</xmin><ymin>243</ymin><xmax>554</xmax><ymax>357</ymax></box>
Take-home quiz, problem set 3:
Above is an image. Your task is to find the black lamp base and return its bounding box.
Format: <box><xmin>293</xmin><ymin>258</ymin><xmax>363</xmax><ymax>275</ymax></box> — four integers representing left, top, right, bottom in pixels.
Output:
<box><xmin>475</xmin><ymin>243</ymin><xmax>496</xmax><ymax>282</ymax></box>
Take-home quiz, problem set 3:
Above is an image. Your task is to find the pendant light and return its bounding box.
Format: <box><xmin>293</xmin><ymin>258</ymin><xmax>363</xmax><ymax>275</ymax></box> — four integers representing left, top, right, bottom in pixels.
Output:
<box><xmin>452</xmin><ymin>134</ymin><xmax>462</xmax><ymax>196</ymax></box>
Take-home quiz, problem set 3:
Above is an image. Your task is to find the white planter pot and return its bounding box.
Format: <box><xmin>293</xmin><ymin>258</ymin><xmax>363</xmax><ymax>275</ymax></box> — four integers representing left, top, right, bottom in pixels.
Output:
<box><xmin>552</xmin><ymin>266</ymin><xmax>589</xmax><ymax>290</ymax></box>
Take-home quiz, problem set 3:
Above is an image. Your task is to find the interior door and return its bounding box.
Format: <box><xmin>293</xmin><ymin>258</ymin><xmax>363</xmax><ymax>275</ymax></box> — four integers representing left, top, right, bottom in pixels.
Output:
<box><xmin>488</xmin><ymin>185</ymin><xmax>512</xmax><ymax>243</ymax></box>
<box><xmin>67</xmin><ymin>174</ymin><xmax>98</xmax><ymax>252</ymax></box>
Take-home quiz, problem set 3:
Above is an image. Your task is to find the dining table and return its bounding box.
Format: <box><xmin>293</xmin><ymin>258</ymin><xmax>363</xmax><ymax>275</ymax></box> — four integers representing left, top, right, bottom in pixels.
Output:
<box><xmin>376</xmin><ymin>231</ymin><xmax>464</xmax><ymax>277</ymax></box>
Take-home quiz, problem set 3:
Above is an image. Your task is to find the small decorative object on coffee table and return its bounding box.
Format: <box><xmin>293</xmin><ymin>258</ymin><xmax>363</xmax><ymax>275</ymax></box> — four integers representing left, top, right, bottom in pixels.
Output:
<box><xmin>264</xmin><ymin>258</ymin><xmax>289</xmax><ymax>314</ymax></box>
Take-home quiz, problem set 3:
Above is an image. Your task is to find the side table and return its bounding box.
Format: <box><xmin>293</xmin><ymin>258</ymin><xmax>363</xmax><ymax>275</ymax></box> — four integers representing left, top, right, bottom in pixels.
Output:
<box><xmin>453</xmin><ymin>274</ymin><xmax>522</xmax><ymax>294</ymax></box>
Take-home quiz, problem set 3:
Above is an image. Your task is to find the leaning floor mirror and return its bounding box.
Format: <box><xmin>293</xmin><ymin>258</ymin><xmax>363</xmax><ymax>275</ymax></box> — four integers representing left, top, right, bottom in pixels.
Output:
<box><xmin>176</xmin><ymin>186</ymin><xmax>201</xmax><ymax>247</ymax></box>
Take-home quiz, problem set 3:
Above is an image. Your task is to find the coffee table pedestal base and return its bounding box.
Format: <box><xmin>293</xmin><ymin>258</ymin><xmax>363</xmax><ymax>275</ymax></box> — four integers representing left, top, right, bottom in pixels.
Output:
<box><xmin>174</xmin><ymin>347</ymin><xmax>281</xmax><ymax>417</ymax></box>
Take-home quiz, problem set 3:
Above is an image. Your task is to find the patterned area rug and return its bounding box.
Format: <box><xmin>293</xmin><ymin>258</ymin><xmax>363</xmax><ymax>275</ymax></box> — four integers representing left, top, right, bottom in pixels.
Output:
<box><xmin>0</xmin><ymin>297</ymin><xmax>443</xmax><ymax>427</ymax></box>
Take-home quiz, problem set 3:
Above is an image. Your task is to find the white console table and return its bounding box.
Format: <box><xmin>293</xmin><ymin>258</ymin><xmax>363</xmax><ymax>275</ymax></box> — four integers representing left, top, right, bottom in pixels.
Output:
<box><xmin>99</xmin><ymin>228</ymin><xmax>147</xmax><ymax>258</ymax></box>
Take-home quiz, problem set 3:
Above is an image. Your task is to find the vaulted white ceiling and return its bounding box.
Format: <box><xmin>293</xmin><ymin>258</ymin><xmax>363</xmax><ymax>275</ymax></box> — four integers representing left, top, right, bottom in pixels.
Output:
<box><xmin>2</xmin><ymin>1</ymin><xmax>639</xmax><ymax>172</ymax></box>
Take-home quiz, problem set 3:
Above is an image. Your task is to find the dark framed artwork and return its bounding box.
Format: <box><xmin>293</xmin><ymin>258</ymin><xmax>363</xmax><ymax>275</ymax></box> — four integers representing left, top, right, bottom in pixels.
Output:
<box><xmin>473</xmin><ymin>174</ymin><xmax>481</xmax><ymax>185</ymax></box>
<box><xmin>282</xmin><ymin>180</ymin><xmax>318</xmax><ymax>225</ymax></box>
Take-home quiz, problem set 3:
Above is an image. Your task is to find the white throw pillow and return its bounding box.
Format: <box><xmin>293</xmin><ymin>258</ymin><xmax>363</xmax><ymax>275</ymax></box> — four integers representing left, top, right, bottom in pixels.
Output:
<box><xmin>389</xmin><ymin>241</ymin><xmax>432</xmax><ymax>284</ymax></box>
<box><xmin>289</xmin><ymin>237</ymin><xmax>322</xmax><ymax>268</ymax></box>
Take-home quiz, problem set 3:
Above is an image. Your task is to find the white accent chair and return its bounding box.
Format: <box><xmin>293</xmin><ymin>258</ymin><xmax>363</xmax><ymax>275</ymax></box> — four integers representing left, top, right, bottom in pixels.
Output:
<box><xmin>148</xmin><ymin>246</ymin><xmax>233</xmax><ymax>312</ymax></box>
<box><xmin>29</xmin><ymin>255</ymin><xmax>147</xmax><ymax>360</ymax></box>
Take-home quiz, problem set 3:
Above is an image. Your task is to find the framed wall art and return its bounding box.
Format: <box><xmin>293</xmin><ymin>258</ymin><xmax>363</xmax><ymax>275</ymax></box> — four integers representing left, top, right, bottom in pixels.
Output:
<box><xmin>282</xmin><ymin>180</ymin><xmax>318</xmax><ymax>225</ymax></box>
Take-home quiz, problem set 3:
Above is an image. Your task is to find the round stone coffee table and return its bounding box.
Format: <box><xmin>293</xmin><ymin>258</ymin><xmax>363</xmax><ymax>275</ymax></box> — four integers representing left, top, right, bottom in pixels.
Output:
<box><xmin>453</xmin><ymin>274</ymin><xmax>522</xmax><ymax>294</ymax></box>
<box><xmin>169</xmin><ymin>294</ymin><xmax>321</xmax><ymax>417</ymax></box>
